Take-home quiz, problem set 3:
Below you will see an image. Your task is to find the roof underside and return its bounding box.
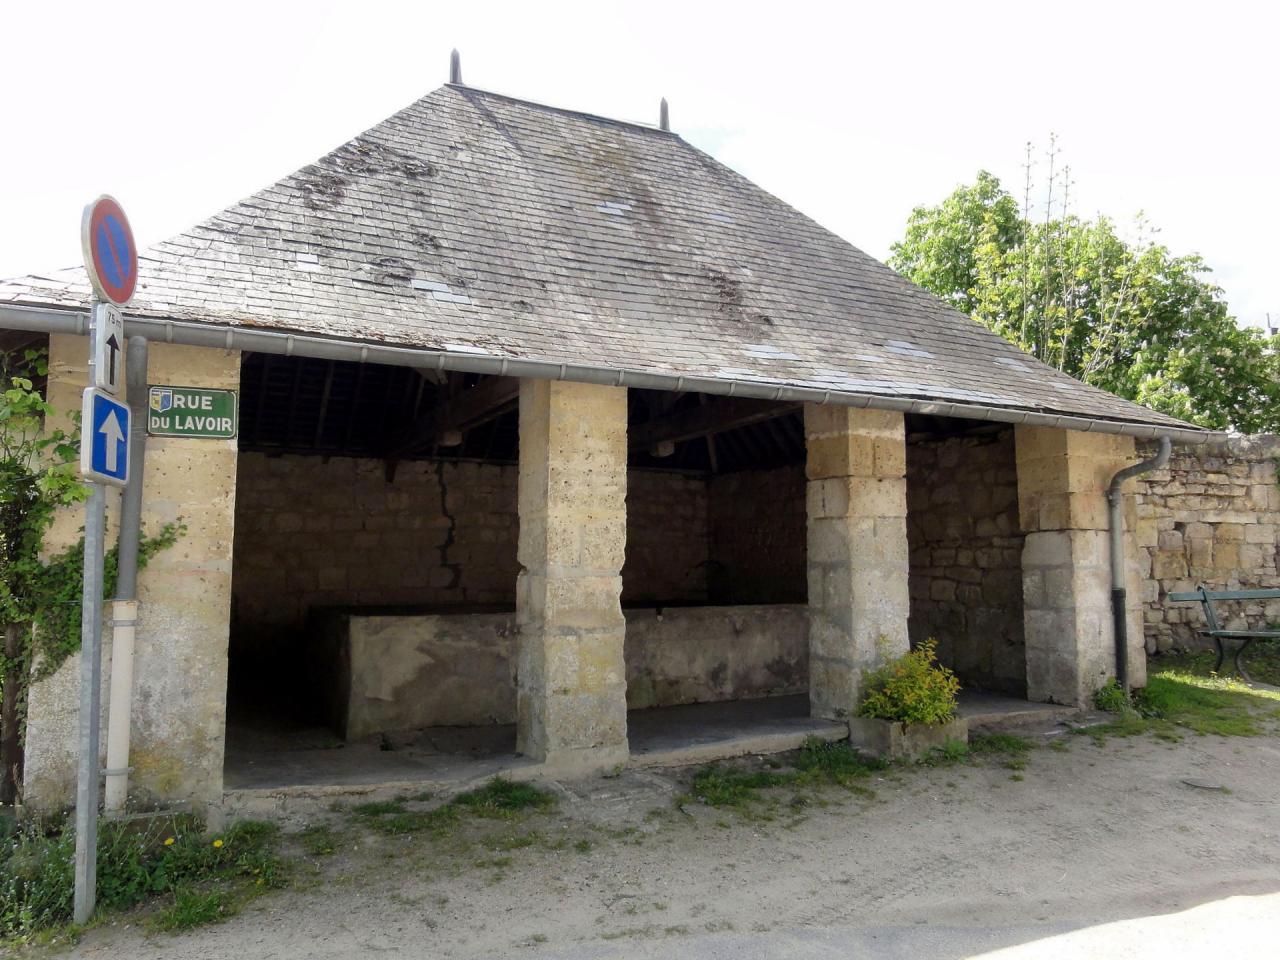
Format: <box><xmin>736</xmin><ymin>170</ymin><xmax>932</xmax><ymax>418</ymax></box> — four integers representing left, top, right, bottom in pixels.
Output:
<box><xmin>0</xmin><ymin>84</ymin><xmax>1199</xmax><ymax>436</ymax></box>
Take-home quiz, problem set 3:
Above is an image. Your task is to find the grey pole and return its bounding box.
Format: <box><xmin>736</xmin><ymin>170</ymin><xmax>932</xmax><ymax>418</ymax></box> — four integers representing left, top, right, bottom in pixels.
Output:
<box><xmin>73</xmin><ymin>481</ymin><xmax>106</xmax><ymax>924</ymax></box>
<box><xmin>115</xmin><ymin>337</ymin><xmax>148</xmax><ymax>598</ymax></box>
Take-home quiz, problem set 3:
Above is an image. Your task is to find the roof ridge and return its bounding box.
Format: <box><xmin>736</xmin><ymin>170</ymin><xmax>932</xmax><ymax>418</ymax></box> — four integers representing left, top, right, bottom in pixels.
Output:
<box><xmin>445</xmin><ymin>83</ymin><xmax>679</xmax><ymax>137</ymax></box>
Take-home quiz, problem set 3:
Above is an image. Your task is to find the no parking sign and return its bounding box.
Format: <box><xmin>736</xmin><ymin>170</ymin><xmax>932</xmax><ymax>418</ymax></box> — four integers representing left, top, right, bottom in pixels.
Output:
<box><xmin>81</xmin><ymin>195</ymin><xmax>137</xmax><ymax>306</ymax></box>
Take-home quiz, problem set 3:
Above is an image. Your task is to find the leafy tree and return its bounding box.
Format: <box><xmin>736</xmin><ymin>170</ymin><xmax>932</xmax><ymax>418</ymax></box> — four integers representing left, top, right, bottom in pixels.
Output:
<box><xmin>889</xmin><ymin>161</ymin><xmax>1280</xmax><ymax>432</ymax></box>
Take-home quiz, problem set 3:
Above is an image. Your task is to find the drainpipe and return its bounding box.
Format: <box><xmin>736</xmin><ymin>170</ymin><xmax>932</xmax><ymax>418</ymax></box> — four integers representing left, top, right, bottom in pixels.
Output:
<box><xmin>103</xmin><ymin>336</ymin><xmax>148</xmax><ymax>815</ymax></box>
<box><xmin>1106</xmin><ymin>435</ymin><xmax>1171</xmax><ymax>693</ymax></box>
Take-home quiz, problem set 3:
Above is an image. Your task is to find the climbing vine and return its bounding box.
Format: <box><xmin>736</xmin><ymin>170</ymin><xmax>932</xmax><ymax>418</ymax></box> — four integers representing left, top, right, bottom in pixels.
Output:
<box><xmin>1</xmin><ymin>344</ymin><xmax>182</xmax><ymax>803</ymax></box>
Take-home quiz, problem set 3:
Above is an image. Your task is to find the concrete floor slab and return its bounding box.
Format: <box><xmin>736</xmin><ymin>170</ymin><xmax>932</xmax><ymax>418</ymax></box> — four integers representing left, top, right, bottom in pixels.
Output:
<box><xmin>958</xmin><ymin>690</ymin><xmax>1083</xmax><ymax>734</ymax></box>
<box><xmin>628</xmin><ymin>695</ymin><xmax>846</xmax><ymax>767</ymax></box>
<box><xmin>222</xmin><ymin>694</ymin><xmax>845</xmax><ymax>808</ymax></box>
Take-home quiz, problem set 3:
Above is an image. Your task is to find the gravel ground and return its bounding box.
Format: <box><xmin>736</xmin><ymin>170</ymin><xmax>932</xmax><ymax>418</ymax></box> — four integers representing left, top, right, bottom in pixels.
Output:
<box><xmin>52</xmin><ymin>722</ymin><xmax>1280</xmax><ymax>960</ymax></box>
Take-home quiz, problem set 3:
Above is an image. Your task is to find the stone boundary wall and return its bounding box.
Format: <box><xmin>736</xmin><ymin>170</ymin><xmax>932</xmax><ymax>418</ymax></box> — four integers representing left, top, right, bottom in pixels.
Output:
<box><xmin>1136</xmin><ymin>435</ymin><xmax>1280</xmax><ymax>651</ymax></box>
<box><xmin>906</xmin><ymin>429</ymin><xmax>1027</xmax><ymax>695</ymax></box>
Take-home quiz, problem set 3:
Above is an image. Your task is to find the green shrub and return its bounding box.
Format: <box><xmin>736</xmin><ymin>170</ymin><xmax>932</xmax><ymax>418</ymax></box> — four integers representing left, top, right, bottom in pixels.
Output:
<box><xmin>857</xmin><ymin>638</ymin><xmax>960</xmax><ymax>725</ymax></box>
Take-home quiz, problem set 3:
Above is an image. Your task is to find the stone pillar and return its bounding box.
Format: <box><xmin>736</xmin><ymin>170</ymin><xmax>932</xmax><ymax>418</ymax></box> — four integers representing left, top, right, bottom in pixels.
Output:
<box><xmin>24</xmin><ymin>336</ymin><xmax>240</xmax><ymax>811</ymax></box>
<box><xmin>804</xmin><ymin>405</ymin><xmax>910</xmax><ymax>720</ymax></box>
<box><xmin>1015</xmin><ymin>426</ymin><xmax>1144</xmax><ymax>705</ymax></box>
<box><xmin>516</xmin><ymin>379</ymin><xmax>629</xmax><ymax>773</ymax></box>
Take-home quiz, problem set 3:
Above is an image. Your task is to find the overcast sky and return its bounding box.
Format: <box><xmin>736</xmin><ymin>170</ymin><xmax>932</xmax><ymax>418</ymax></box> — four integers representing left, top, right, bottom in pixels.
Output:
<box><xmin>2</xmin><ymin>1</ymin><xmax>1275</xmax><ymax>329</ymax></box>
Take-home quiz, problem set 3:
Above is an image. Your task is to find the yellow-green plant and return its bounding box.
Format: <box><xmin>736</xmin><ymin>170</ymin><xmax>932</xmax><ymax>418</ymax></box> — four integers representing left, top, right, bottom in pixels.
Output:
<box><xmin>858</xmin><ymin>638</ymin><xmax>960</xmax><ymax>726</ymax></box>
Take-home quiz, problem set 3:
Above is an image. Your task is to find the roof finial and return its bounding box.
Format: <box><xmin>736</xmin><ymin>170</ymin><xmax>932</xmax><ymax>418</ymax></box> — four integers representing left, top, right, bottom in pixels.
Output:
<box><xmin>659</xmin><ymin>98</ymin><xmax>670</xmax><ymax>131</ymax></box>
<box><xmin>450</xmin><ymin>49</ymin><xmax>463</xmax><ymax>85</ymax></box>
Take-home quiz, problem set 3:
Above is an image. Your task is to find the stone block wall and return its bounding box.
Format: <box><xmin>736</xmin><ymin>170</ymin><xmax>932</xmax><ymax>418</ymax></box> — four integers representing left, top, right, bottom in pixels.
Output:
<box><xmin>1135</xmin><ymin>435</ymin><xmax>1280</xmax><ymax>651</ymax></box>
<box><xmin>231</xmin><ymin>455</ymin><xmax>717</xmax><ymax>644</ymax></box>
<box><xmin>707</xmin><ymin>466</ymin><xmax>807</xmax><ymax>604</ymax></box>
<box><xmin>231</xmin><ymin>455</ymin><xmax>520</xmax><ymax>646</ymax></box>
<box><xmin>24</xmin><ymin>337</ymin><xmax>241</xmax><ymax>811</ymax></box>
<box><xmin>623</xmin><ymin>471</ymin><xmax>709</xmax><ymax>604</ymax></box>
<box><xmin>906</xmin><ymin>429</ymin><xmax>1027</xmax><ymax>695</ymax></box>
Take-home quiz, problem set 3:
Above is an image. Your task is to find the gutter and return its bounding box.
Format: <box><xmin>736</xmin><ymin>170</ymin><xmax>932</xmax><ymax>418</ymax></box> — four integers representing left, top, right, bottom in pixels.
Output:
<box><xmin>1107</xmin><ymin>436</ymin><xmax>1172</xmax><ymax>692</ymax></box>
<box><xmin>0</xmin><ymin>302</ymin><xmax>1213</xmax><ymax>444</ymax></box>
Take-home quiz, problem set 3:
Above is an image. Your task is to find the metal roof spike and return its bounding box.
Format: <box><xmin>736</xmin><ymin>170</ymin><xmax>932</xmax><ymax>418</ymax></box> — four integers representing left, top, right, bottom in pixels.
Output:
<box><xmin>659</xmin><ymin>98</ymin><xmax>670</xmax><ymax>131</ymax></box>
<box><xmin>450</xmin><ymin>50</ymin><xmax>463</xmax><ymax>85</ymax></box>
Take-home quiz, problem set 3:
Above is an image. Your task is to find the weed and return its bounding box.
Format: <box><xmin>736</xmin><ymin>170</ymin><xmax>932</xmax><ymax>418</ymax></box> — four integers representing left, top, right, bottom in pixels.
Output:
<box><xmin>1009</xmin><ymin>774</ymin><xmax>1025</xmax><ymax>782</ymax></box>
<box><xmin>150</xmin><ymin>886</ymin><xmax>229</xmax><ymax>931</ymax></box>
<box><xmin>1</xmin><ymin>814</ymin><xmax>287</xmax><ymax>941</ymax></box>
<box><xmin>348</xmin><ymin>778</ymin><xmax>555</xmax><ymax>839</ymax></box>
<box><xmin>453</xmin><ymin>778</ymin><xmax>556</xmax><ymax>818</ymax></box>
<box><xmin>792</xmin><ymin>738</ymin><xmax>886</xmax><ymax>786</ymax></box>
<box><xmin>573</xmin><ymin>839</ymin><xmax>593</xmax><ymax>853</ymax></box>
<box><xmin>919</xmin><ymin>738</ymin><xmax>969</xmax><ymax>766</ymax></box>
<box><xmin>1093</xmin><ymin>679</ymin><xmax>1131</xmax><ymax>713</ymax></box>
<box><xmin>969</xmin><ymin>733</ymin><xmax>1034</xmax><ymax>757</ymax></box>
<box><xmin>297</xmin><ymin>825</ymin><xmax>339</xmax><ymax>858</ymax></box>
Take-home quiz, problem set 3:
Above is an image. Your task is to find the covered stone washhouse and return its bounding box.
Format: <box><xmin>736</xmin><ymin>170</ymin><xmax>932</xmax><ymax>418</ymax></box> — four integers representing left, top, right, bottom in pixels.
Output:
<box><xmin>0</xmin><ymin>75</ymin><xmax>1208</xmax><ymax>811</ymax></box>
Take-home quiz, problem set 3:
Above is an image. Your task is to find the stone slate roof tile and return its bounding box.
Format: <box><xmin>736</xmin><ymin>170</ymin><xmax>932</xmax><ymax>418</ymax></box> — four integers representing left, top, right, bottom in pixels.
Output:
<box><xmin>1</xmin><ymin>84</ymin><xmax>1198</xmax><ymax>433</ymax></box>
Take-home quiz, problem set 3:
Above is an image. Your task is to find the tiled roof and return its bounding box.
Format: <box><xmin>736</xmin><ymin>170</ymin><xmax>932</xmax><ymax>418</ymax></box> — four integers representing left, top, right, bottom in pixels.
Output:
<box><xmin>0</xmin><ymin>84</ymin><xmax>1199</xmax><ymax>434</ymax></box>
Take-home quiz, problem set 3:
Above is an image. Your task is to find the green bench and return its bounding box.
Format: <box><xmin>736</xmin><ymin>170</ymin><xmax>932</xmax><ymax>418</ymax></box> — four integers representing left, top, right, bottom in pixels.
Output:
<box><xmin>1167</xmin><ymin>586</ymin><xmax>1280</xmax><ymax>679</ymax></box>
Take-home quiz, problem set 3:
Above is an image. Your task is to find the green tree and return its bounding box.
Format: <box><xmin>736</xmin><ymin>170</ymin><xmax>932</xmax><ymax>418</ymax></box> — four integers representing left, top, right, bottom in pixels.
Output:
<box><xmin>889</xmin><ymin>165</ymin><xmax>1280</xmax><ymax>432</ymax></box>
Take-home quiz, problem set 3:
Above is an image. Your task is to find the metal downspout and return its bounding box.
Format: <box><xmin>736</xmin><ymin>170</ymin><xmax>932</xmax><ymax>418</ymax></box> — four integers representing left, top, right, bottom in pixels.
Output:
<box><xmin>1107</xmin><ymin>436</ymin><xmax>1172</xmax><ymax>692</ymax></box>
<box><xmin>103</xmin><ymin>336</ymin><xmax>148</xmax><ymax>815</ymax></box>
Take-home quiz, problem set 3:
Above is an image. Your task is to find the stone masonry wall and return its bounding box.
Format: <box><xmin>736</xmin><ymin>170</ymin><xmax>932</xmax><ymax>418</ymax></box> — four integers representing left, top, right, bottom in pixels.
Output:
<box><xmin>906</xmin><ymin>429</ymin><xmax>1027</xmax><ymax>695</ymax></box>
<box><xmin>707</xmin><ymin>465</ymin><xmax>807</xmax><ymax>604</ymax></box>
<box><xmin>231</xmin><ymin>455</ymin><xmax>713</xmax><ymax>645</ymax></box>
<box><xmin>1135</xmin><ymin>435</ymin><xmax>1280</xmax><ymax>651</ymax></box>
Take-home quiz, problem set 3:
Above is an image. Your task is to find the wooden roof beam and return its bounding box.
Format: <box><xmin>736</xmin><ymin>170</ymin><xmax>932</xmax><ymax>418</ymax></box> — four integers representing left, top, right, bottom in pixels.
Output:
<box><xmin>629</xmin><ymin>397</ymin><xmax>798</xmax><ymax>451</ymax></box>
<box><xmin>387</xmin><ymin>375</ymin><xmax>519</xmax><ymax>456</ymax></box>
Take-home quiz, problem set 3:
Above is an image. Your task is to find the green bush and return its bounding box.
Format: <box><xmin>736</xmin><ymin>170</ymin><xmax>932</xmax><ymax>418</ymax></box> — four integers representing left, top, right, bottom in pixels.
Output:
<box><xmin>857</xmin><ymin>638</ymin><xmax>960</xmax><ymax>725</ymax></box>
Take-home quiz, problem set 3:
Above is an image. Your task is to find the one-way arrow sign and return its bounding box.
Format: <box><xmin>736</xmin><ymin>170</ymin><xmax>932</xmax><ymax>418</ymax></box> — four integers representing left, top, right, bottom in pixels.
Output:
<box><xmin>80</xmin><ymin>388</ymin><xmax>130</xmax><ymax>486</ymax></box>
<box><xmin>92</xmin><ymin>302</ymin><xmax>125</xmax><ymax>396</ymax></box>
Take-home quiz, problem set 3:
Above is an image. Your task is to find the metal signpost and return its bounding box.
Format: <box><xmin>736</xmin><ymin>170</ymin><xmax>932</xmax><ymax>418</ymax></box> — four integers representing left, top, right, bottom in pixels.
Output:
<box><xmin>74</xmin><ymin>196</ymin><xmax>137</xmax><ymax>925</ymax></box>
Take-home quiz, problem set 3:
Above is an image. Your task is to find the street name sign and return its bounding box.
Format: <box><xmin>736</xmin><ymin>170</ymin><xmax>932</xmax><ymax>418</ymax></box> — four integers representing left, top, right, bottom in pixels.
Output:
<box><xmin>81</xmin><ymin>196</ymin><xmax>137</xmax><ymax>306</ymax></box>
<box><xmin>80</xmin><ymin>387</ymin><xmax>130</xmax><ymax>486</ymax></box>
<box><xmin>91</xmin><ymin>302</ymin><xmax>125</xmax><ymax>395</ymax></box>
<box><xmin>147</xmin><ymin>385</ymin><xmax>238</xmax><ymax>439</ymax></box>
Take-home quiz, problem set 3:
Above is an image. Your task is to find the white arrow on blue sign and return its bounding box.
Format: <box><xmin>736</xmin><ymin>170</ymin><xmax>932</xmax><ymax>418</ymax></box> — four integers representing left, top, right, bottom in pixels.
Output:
<box><xmin>80</xmin><ymin>387</ymin><xmax>130</xmax><ymax>486</ymax></box>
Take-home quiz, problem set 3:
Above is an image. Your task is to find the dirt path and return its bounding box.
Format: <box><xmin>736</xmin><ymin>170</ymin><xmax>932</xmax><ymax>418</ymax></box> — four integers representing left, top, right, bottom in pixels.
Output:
<box><xmin>58</xmin><ymin>726</ymin><xmax>1280</xmax><ymax>959</ymax></box>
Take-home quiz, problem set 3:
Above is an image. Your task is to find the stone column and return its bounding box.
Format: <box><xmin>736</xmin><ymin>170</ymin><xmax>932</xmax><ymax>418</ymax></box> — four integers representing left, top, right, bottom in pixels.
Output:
<box><xmin>1015</xmin><ymin>426</ymin><xmax>1143</xmax><ymax>705</ymax></box>
<box><xmin>516</xmin><ymin>379</ymin><xmax>629</xmax><ymax>773</ymax></box>
<box><xmin>804</xmin><ymin>405</ymin><xmax>910</xmax><ymax>720</ymax></box>
<box><xmin>23</xmin><ymin>336</ymin><xmax>240</xmax><ymax>811</ymax></box>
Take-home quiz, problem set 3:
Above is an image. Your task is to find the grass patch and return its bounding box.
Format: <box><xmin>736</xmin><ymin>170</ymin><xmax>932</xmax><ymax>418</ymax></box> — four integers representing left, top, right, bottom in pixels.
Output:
<box><xmin>1082</xmin><ymin>668</ymin><xmax>1280</xmax><ymax>743</ymax></box>
<box><xmin>296</xmin><ymin>824</ymin><xmax>340</xmax><ymax>858</ymax></box>
<box><xmin>683</xmin><ymin>738</ymin><xmax>884</xmax><ymax>811</ymax></box>
<box><xmin>970</xmin><ymin>733</ymin><xmax>1034</xmax><ymax>757</ymax></box>
<box><xmin>1</xmin><ymin>814</ymin><xmax>288</xmax><ymax>943</ymax></box>
<box><xmin>150</xmin><ymin>886</ymin><xmax>230</xmax><ymax>931</ymax></box>
<box><xmin>1155</xmin><ymin>642</ymin><xmax>1280</xmax><ymax>688</ymax></box>
<box><xmin>347</xmin><ymin>777</ymin><xmax>556</xmax><ymax>838</ymax></box>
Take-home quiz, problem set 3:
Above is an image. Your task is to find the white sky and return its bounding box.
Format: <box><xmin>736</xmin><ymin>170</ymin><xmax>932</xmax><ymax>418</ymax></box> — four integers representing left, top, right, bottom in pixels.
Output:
<box><xmin>2</xmin><ymin>0</ymin><xmax>1275</xmax><ymax>329</ymax></box>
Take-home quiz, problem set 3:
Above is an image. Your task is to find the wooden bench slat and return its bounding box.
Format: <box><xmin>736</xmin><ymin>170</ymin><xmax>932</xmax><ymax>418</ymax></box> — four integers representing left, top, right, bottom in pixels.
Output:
<box><xmin>1202</xmin><ymin>630</ymin><xmax>1280</xmax><ymax>638</ymax></box>
<box><xmin>1169</xmin><ymin>589</ymin><xmax>1280</xmax><ymax>602</ymax></box>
